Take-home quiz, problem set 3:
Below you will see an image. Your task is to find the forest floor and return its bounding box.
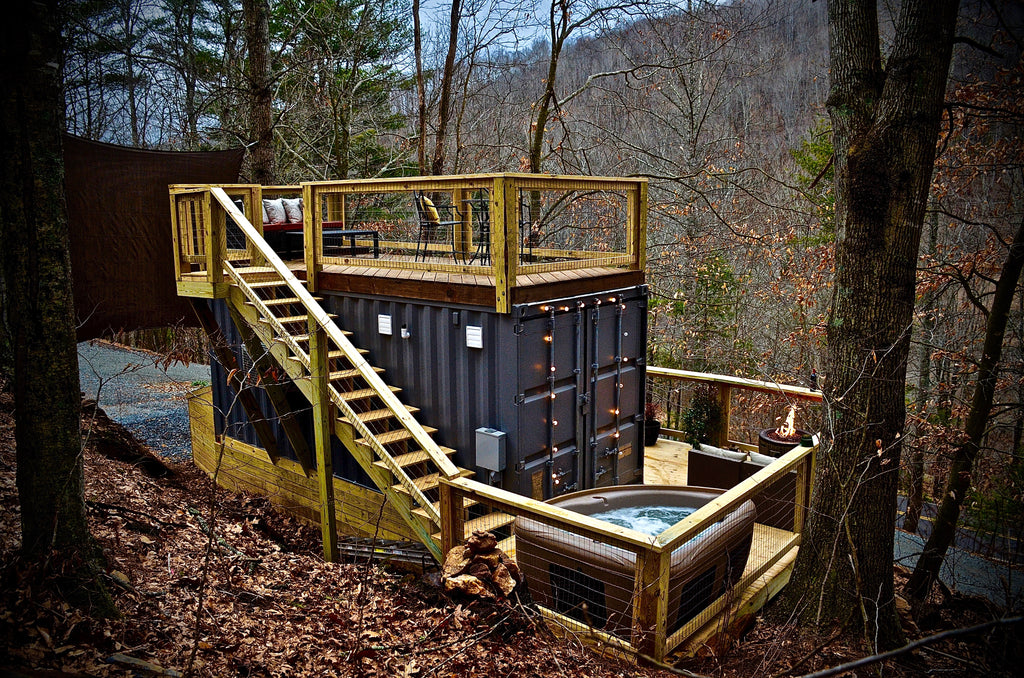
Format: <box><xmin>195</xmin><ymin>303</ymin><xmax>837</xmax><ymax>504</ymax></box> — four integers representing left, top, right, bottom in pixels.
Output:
<box><xmin>0</xmin><ymin>384</ymin><xmax>1021</xmax><ymax>677</ymax></box>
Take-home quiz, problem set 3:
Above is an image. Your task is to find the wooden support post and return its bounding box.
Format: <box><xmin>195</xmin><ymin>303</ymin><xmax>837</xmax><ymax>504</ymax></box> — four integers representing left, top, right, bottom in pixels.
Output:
<box><xmin>204</xmin><ymin>191</ymin><xmax>226</xmax><ymax>285</ymax></box>
<box><xmin>226</xmin><ymin>302</ymin><xmax>315</xmax><ymax>474</ymax></box>
<box><xmin>627</xmin><ymin>180</ymin><xmax>648</xmax><ymax>272</ymax></box>
<box><xmin>439</xmin><ymin>480</ymin><xmax>465</xmax><ymax>556</ymax></box>
<box><xmin>170</xmin><ymin>193</ymin><xmax>184</xmax><ymax>281</ymax></box>
<box><xmin>632</xmin><ymin>547</ymin><xmax>670</xmax><ymax>661</ymax></box>
<box><xmin>303</xmin><ymin>184</ymin><xmax>320</xmax><ymax>293</ymax></box>
<box><xmin>793</xmin><ymin>444</ymin><xmax>816</xmax><ymax>533</ymax></box>
<box><xmin>248</xmin><ymin>185</ymin><xmax>265</xmax><ymax>266</ymax></box>
<box><xmin>453</xmin><ymin>187</ymin><xmax>472</xmax><ymax>261</ymax></box>
<box><xmin>710</xmin><ymin>383</ymin><xmax>733</xmax><ymax>448</ymax></box>
<box><xmin>309</xmin><ymin>316</ymin><xmax>338</xmax><ymax>562</ymax></box>
<box><xmin>190</xmin><ymin>299</ymin><xmax>281</xmax><ymax>461</ymax></box>
<box><xmin>492</xmin><ymin>176</ymin><xmax>518</xmax><ymax>313</ymax></box>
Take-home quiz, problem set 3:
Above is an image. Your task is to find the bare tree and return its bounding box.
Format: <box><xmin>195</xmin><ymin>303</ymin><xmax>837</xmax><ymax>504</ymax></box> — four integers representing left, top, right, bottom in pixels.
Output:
<box><xmin>777</xmin><ymin>0</ymin><xmax>960</xmax><ymax>647</ymax></box>
<box><xmin>1</xmin><ymin>0</ymin><xmax>116</xmax><ymax>615</ymax></box>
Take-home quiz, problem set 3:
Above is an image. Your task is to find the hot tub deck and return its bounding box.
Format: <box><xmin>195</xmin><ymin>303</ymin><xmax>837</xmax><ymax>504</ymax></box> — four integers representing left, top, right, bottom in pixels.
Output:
<box><xmin>641</xmin><ymin>436</ymin><xmax>800</xmax><ymax>657</ymax></box>
<box><xmin>642</xmin><ymin>437</ymin><xmax>691</xmax><ymax>485</ymax></box>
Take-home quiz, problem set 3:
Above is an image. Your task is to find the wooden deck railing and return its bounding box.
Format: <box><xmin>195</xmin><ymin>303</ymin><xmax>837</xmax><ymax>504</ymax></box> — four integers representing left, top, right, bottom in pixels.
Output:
<box><xmin>646</xmin><ymin>366</ymin><xmax>824</xmax><ymax>451</ymax></box>
<box><xmin>170</xmin><ymin>174</ymin><xmax>647</xmax><ymax>312</ymax></box>
<box><xmin>440</xmin><ymin>439</ymin><xmax>816</xmax><ymax>662</ymax></box>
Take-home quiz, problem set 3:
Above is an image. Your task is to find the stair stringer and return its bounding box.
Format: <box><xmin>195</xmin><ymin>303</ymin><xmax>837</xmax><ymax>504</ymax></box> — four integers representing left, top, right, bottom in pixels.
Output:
<box><xmin>226</xmin><ymin>286</ymin><xmax>446</xmax><ymax>559</ymax></box>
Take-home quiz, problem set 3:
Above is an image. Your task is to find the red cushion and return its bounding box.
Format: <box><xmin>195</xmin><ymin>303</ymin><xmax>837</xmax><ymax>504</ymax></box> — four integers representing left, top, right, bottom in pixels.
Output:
<box><xmin>262</xmin><ymin>222</ymin><xmax>303</xmax><ymax>233</ymax></box>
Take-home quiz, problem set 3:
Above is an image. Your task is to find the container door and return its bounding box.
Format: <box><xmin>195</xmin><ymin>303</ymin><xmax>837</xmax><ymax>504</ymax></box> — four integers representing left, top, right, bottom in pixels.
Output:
<box><xmin>513</xmin><ymin>307</ymin><xmax>583</xmax><ymax>500</ymax></box>
<box><xmin>579</xmin><ymin>294</ymin><xmax>645</xmax><ymax>489</ymax></box>
<box><xmin>512</xmin><ymin>288</ymin><xmax>645</xmax><ymax>499</ymax></box>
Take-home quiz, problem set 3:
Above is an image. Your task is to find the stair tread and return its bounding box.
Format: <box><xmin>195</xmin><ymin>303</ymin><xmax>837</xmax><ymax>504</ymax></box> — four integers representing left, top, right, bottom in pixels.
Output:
<box><xmin>288</xmin><ymin>349</ymin><xmax>367</xmax><ymax>363</ymax></box>
<box><xmin>233</xmin><ymin>266</ymin><xmax>279</xmax><ymax>275</ymax></box>
<box><xmin>329</xmin><ymin>366</ymin><xmax>384</xmax><ymax>381</ymax></box>
<box><xmin>372</xmin><ymin>446</ymin><xmax>455</xmax><ymax>469</ymax></box>
<box><xmin>462</xmin><ymin>512</ymin><xmax>516</xmax><ymax>535</ymax></box>
<box><xmin>412</xmin><ymin>496</ymin><xmax>479</xmax><ymax>520</ymax></box>
<box><xmin>248</xmin><ymin>280</ymin><xmax>298</xmax><ymax>289</ymax></box>
<box><xmin>394</xmin><ymin>469</ymin><xmax>473</xmax><ymax>495</ymax></box>
<box><xmin>264</xmin><ymin>313</ymin><xmax>336</xmax><ymax>324</ymax></box>
<box><xmin>249</xmin><ymin>297</ymin><xmax>304</xmax><ymax>306</ymax></box>
<box><xmin>338</xmin><ymin>386</ymin><xmax>401</xmax><ymax>401</ymax></box>
<box><xmin>357</xmin><ymin>426</ymin><xmax>438</xmax><ymax>447</ymax></box>
<box><xmin>281</xmin><ymin>330</ymin><xmax>352</xmax><ymax>342</ymax></box>
<box><xmin>345</xmin><ymin>407</ymin><xmax>419</xmax><ymax>424</ymax></box>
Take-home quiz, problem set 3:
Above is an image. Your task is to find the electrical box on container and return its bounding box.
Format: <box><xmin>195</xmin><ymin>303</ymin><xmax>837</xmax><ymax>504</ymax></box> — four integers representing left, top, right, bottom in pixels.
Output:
<box><xmin>475</xmin><ymin>427</ymin><xmax>507</xmax><ymax>472</ymax></box>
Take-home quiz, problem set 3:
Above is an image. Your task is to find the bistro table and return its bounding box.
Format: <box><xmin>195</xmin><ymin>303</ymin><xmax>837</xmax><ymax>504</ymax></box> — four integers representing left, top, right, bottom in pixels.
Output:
<box><xmin>288</xmin><ymin>228</ymin><xmax>380</xmax><ymax>258</ymax></box>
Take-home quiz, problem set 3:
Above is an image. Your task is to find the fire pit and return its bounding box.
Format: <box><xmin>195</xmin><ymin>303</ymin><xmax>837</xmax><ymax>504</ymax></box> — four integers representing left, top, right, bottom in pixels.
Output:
<box><xmin>758</xmin><ymin>406</ymin><xmax>808</xmax><ymax>457</ymax></box>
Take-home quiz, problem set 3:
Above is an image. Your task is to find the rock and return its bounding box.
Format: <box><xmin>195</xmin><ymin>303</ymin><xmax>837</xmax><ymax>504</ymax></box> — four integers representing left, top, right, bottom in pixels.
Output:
<box><xmin>492</xmin><ymin>563</ymin><xmax>517</xmax><ymax>596</ymax></box>
<box><xmin>441</xmin><ymin>545</ymin><xmax>471</xmax><ymax>578</ymax></box>
<box><xmin>467</xmin><ymin>562</ymin><xmax>492</xmax><ymax>580</ymax></box>
<box><xmin>444</xmin><ymin>574</ymin><xmax>494</xmax><ymax>598</ymax></box>
<box><xmin>499</xmin><ymin>552</ymin><xmax>522</xmax><ymax>582</ymax></box>
<box><xmin>466</xmin><ymin>530</ymin><xmax>497</xmax><ymax>554</ymax></box>
<box><xmin>471</xmin><ymin>551</ymin><xmax>501</xmax><ymax>569</ymax></box>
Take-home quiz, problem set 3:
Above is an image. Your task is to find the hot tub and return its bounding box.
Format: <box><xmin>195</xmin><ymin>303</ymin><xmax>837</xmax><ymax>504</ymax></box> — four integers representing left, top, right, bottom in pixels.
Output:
<box><xmin>515</xmin><ymin>485</ymin><xmax>756</xmax><ymax>638</ymax></box>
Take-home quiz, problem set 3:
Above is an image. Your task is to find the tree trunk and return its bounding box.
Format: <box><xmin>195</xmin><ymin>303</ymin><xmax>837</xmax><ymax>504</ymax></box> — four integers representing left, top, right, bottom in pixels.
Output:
<box><xmin>905</xmin><ymin>211</ymin><xmax>939</xmax><ymax>535</ymax></box>
<box><xmin>244</xmin><ymin>0</ymin><xmax>274</xmax><ymax>184</ymax></box>
<box><xmin>778</xmin><ymin>0</ymin><xmax>959</xmax><ymax>648</ymax></box>
<box><xmin>430</xmin><ymin>0</ymin><xmax>462</xmax><ymax>176</ymax></box>
<box><xmin>0</xmin><ymin>0</ymin><xmax>115</xmax><ymax>615</ymax></box>
<box><xmin>413</xmin><ymin>0</ymin><xmax>427</xmax><ymax>175</ymax></box>
<box><xmin>905</xmin><ymin>218</ymin><xmax>1024</xmax><ymax>605</ymax></box>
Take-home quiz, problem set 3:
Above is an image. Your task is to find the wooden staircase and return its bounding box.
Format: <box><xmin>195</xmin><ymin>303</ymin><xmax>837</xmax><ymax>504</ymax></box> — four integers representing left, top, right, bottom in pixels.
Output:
<box><xmin>209</xmin><ymin>190</ymin><xmax>479</xmax><ymax>562</ymax></box>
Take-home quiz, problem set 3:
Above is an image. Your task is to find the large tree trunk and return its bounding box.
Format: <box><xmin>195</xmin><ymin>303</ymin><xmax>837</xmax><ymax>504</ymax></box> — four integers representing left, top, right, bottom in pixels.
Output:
<box><xmin>778</xmin><ymin>0</ymin><xmax>958</xmax><ymax>648</ymax></box>
<box><xmin>430</xmin><ymin>0</ymin><xmax>462</xmax><ymax>176</ymax></box>
<box><xmin>0</xmin><ymin>0</ymin><xmax>115</xmax><ymax>615</ymax></box>
<box><xmin>905</xmin><ymin>219</ymin><xmax>1024</xmax><ymax>605</ymax></box>
<box><xmin>244</xmin><ymin>0</ymin><xmax>274</xmax><ymax>184</ymax></box>
<box><xmin>904</xmin><ymin>211</ymin><xmax>939</xmax><ymax>535</ymax></box>
<box><xmin>413</xmin><ymin>0</ymin><xmax>427</xmax><ymax>175</ymax></box>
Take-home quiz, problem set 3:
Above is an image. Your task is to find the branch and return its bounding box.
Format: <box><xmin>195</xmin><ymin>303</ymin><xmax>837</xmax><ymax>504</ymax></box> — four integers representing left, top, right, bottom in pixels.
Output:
<box><xmin>798</xmin><ymin>616</ymin><xmax>1024</xmax><ymax>678</ymax></box>
<box><xmin>952</xmin><ymin>35</ymin><xmax>1004</xmax><ymax>58</ymax></box>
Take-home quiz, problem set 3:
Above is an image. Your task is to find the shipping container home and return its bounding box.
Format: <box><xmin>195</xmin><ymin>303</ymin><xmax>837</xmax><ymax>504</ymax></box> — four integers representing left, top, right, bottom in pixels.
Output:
<box><xmin>174</xmin><ymin>175</ymin><xmax>821</xmax><ymax>662</ymax></box>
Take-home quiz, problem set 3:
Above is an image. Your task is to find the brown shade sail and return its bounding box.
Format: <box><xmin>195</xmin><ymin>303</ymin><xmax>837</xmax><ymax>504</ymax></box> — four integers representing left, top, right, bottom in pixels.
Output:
<box><xmin>64</xmin><ymin>134</ymin><xmax>243</xmax><ymax>340</ymax></box>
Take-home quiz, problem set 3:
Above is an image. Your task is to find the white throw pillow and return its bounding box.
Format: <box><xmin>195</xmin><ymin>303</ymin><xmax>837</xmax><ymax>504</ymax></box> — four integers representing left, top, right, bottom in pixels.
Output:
<box><xmin>693</xmin><ymin>443</ymin><xmax>747</xmax><ymax>462</ymax></box>
<box><xmin>747</xmin><ymin>451</ymin><xmax>778</xmax><ymax>467</ymax></box>
<box><xmin>263</xmin><ymin>198</ymin><xmax>286</xmax><ymax>225</ymax></box>
<box><xmin>262</xmin><ymin>201</ymin><xmax>269</xmax><ymax>224</ymax></box>
<box><xmin>282</xmin><ymin>197</ymin><xmax>303</xmax><ymax>224</ymax></box>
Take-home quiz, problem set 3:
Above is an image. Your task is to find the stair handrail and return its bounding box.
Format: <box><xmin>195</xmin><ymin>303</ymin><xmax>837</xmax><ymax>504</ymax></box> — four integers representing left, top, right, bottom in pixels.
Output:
<box><xmin>211</xmin><ymin>187</ymin><xmax>463</xmax><ymax>487</ymax></box>
<box><xmin>222</xmin><ymin>262</ymin><xmax>445</xmax><ymax>520</ymax></box>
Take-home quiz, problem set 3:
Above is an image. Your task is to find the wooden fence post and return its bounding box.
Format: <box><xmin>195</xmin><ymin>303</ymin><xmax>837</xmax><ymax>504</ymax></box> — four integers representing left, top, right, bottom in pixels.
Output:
<box><xmin>632</xmin><ymin>547</ymin><xmax>670</xmax><ymax>661</ymax></box>
<box><xmin>709</xmin><ymin>383</ymin><xmax>732</xmax><ymax>448</ymax></box>
<box><xmin>309</xmin><ymin>316</ymin><xmax>338</xmax><ymax>562</ymax></box>
<box><xmin>303</xmin><ymin>184</ymin><xmax>320</xmax><ymax>293</ymax></box>
<box><xmin>204</xmin><ymin>190</ymin><xmax>225</xmax><ymax>285</ymax></box>
<box><xmin>439</xmin><ymin>480</ymin><xmax>465</xmax><ymax>557</ymax></box>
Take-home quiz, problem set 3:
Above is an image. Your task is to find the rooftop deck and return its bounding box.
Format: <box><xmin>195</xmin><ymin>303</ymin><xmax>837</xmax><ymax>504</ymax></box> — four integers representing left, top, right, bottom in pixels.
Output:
<box><xmin>172</xmin><ymin>174</ymin><xmax>647</xmax><ymax>312</ymax></box>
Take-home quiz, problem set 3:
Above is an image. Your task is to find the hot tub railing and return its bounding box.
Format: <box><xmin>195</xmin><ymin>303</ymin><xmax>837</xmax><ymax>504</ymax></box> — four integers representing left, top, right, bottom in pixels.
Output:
<box><xmin>439</xmin><ymin>439</ymin><xmax>816</xmax><ymax>662</ymax></box>
<box><xmin>645</xmin><ymin>366</ymin><xmax>824</xmax><ymax>450</ymax></box>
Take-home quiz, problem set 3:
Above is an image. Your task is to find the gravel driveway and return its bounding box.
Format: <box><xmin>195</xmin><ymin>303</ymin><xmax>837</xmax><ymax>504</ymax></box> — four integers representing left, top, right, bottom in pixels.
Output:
<box><xmin>77</xmin><ymin>340</ymin><xmax>211</xmax><ymax>461</ymax></box>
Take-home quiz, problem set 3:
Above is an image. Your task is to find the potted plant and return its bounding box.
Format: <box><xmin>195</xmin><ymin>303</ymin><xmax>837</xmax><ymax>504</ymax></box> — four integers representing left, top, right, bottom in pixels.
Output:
<box><xmin>644</xmin><ymin>401</ymin><xmax>662</xmax><ymax>446</ymax></box>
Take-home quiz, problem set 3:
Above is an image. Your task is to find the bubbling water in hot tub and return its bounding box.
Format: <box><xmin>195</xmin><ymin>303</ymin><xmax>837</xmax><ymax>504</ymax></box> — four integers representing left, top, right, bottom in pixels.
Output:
<box><xmin>589</xmin><ymin>505</ymin><xmax>697</xmax><ymax>537</ymax></box>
